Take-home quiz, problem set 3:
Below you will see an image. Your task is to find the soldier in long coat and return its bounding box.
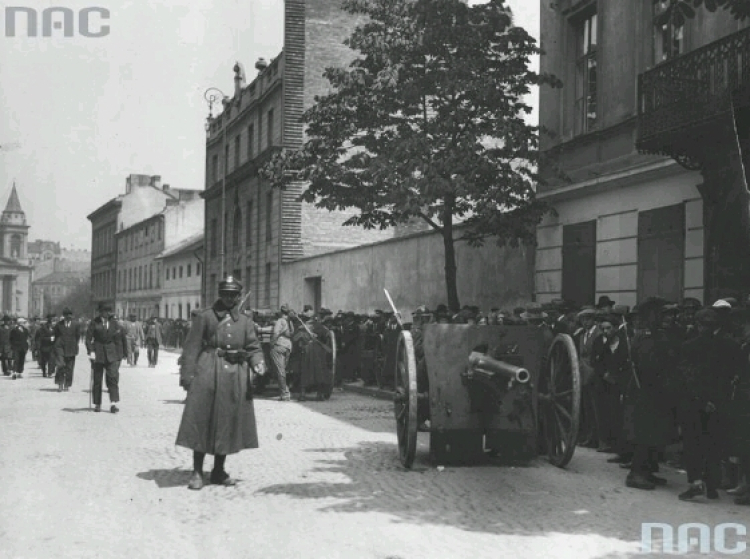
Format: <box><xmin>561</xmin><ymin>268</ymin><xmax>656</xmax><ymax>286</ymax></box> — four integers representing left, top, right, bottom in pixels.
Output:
<box><xmin>176</xmin><ymin>277</ymin><xmax>266</xmax><ymax>491</ymax></box>
<box><xmin>623</xmin><ymin>297</ymin><xmax>676</xmax><ymax>490</ymax></box>
<box><xmin>293</xmin><ymin>312</ymin><xmax>333</xmax><ymax>400</ymax></box>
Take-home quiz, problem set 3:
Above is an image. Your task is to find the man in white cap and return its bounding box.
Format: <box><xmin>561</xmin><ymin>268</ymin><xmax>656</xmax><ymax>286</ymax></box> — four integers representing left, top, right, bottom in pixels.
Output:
<box><xmin>575</xmin><ymin>306</ymin><xmax>602</xmax><ymax>448</ymax></box>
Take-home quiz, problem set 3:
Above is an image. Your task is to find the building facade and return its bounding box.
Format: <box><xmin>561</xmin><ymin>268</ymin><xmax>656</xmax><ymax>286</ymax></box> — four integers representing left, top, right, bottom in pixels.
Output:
<box><xmin>536</xmin><ymin>0</ymin><xmax>748</xmax><ymax>307</ymax></box>
<box><xmin>156</xmin><ymin>233</ymin><xmax>203</xmax><ymax>319</ymax></box>
<box><xmin>87</xmin><ymin>197</ymin><xmax>121</xmax><ymax>313</ymax></box>
<box><xmin>0</xmin><ymin>184</ymin><xmax>32</xmax><ymax>316</ymax></box>
<box><xmin>32</xmin><ymin>271</ymin><xmax>88</xmax><ymax>316</ymax></box>
<box><xmin>202</xmin><ymin>0</ymin><xmax>392</xmax><ymax>310</ymax></box>
<box><xmin>115</xmin><ymin>213</ymin><xmax>164</xmax><ymax>320</ymax></box>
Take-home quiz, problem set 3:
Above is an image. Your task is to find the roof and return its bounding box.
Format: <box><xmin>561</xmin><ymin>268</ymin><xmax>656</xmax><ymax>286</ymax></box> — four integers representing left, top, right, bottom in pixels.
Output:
<box><xmin>3</xmin><ymin>183</ymin><xmax>23</xmax><ymax>214</ymax></box>
<box><xmin>33</xmin><ymin>271</ymin><xmax>88</xmax><ymax>285</ymax></box>
<box><xmin>154</xmin><ymin>232</ymin><xmax>203</xmax><ymax>260</ymax></box>
<box><xmin>86</xmin><ymin>196</ymin><xmax>122</xmax><ymax>221</ymax></box>
<box><xmin>115</xmin><ymin>212</ymin><xmax>163</xmax><ymax>236</ymax></box>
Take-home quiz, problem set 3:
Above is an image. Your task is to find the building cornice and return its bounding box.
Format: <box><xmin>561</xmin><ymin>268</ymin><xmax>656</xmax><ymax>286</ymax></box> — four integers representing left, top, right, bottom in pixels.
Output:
<box><xmin>115</xmin><ymin>213</ymin><xmax>164</xmax><ymax>237</ymax></box>
<box><xmin>537</xmin><ymin>159</ymin><xmax>692</xmax><ymax>204</ymax></box>
<box><xmin>87</xmin><ymin>198</ymin><xmax>122</xmax><ymax>222</ymax></box>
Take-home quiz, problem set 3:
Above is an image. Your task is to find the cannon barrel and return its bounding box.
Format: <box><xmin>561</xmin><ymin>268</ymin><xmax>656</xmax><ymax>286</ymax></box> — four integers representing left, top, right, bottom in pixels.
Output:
<box><xmin>467</xmin><ymin>351</ymin><xmax>531</xmax><ymax>384</ymax></box>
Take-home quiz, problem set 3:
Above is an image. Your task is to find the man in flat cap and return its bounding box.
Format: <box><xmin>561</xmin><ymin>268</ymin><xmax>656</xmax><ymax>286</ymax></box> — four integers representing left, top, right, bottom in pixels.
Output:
<box><xmin>85</xmin><ymin>302</ymin><xmax>127</xmax><ymax>413</ymax></box>
<box><xmin>270</xmin><ymin>305</ymin><xmax>294</xmax><ymax>401</ymax></box>
<box><xmin>574</xmin><ymin>306</ymin><xmax>601</xmax><ymax>448</ymax></box>
<box><xmin>54</xmin><ymin>308</ymin><xmax>82</xmax><ymax>391</ymax></box>
<box><xmin>677</xmin><ymin>307</ymin><xmax>743</xmax><ymax>501</ymax></box>
<box><xmin>9</xmin><ymin>317</ymin><xmax>30</xmax><ymax>380</ymax></box>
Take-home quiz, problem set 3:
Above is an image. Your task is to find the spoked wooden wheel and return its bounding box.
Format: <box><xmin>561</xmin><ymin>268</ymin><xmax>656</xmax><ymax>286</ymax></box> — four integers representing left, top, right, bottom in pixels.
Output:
<box><xmin>538</xmin><ymin>333</ymin><xmax>581</xmax><ymax>468</ymax></box>
<box><xmin>393</xmin><ymin>330</ymin><xmax>418</xmax><ymax>468</ymax></box>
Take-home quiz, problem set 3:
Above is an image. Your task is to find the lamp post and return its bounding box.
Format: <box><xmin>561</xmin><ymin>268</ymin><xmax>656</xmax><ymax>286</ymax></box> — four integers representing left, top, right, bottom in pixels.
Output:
<box><xmin>204</xmin><ymin>87</ymin><xmax>229</xmax><ymax>280</ymax></box>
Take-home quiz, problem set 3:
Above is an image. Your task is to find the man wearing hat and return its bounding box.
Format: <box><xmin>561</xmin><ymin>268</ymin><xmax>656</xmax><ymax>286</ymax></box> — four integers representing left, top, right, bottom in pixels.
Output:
<box><xmin>54</xmin><ymin>308</ymin><xmax>82</xmax><ymax>391</ymax></box>
<box><xmin>622</xmin><ymin>297</ymin><xmax>676</xmax><ymax>490</ymax></box>
<box><xmin>176</xmin><ymin>276</ymin><xmax>266</xmax><ymax>490</ymax></box>
<box><xmin>35</xmin><ymin>314</ymin><xmax>57</xmax><ymax>379</ymax></box>
<box><xmin>124</xmin><ymin>314</ymin><xmax>144</xmax><ymax>367</ymax></box>
<box><xmin>0</xmin><ymin>315</ymin><xmax>12</xmax><ymax>375</ymax></box>
<box><xmin>270</xmin><ymin>305</ymin><xmax>294</xmax><ymax>401</ymax></box>
<box><xmin>596</xmin><ymin>296</ymin><xmax>616</xmax><ymax>313</ymax></box>
<box><xmin>85</xmin><ymin>303</ymin><xmax>127</xmax><ymax>413</ymax></box>
<box><xmin>9</xmin><ymin>317</ymin><xmax>30</xmax><ymax>379</ymax></box>
<box><xmin>574</xmin><ymin>306</ymin><xmax>602</xmax><ymax>447</ymax></box>
<box><xmin>143</xmin><ymin>317</ymin><xmax>163</xmax><ymax>367</ymax></box>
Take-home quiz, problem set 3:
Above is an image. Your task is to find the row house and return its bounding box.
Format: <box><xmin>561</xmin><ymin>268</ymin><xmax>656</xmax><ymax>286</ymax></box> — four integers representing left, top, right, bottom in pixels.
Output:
<box><xmin>155</xmin><ymin>232</ymin><xmax>203</xmax><ymax>320</ymax></box>
<box><xmin>202</xmin><ymin>0</ymin><xmax>392</xmax><ymax>310</ymax></box>
<box><xmin>537</xmin><ymin>0</ymin><xmax>749</xmax><ymax>307</ymax></box>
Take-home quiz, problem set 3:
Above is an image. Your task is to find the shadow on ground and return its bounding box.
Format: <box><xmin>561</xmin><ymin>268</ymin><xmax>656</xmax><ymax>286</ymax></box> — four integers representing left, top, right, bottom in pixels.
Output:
<box><xmin>38</xmin><ymin>388</ymin><xmax>61</xmax><ymax>393</ymax></box>
<box><xmin>254</xmin><ymin>440</ymin><xmax>747</xmax><ymax>558</ymax></box>
<box><xmin>161</xmin><ymin>399</ymin><xmax>185</xmax><ymax>405</ymax></box>
<box><xmin>62</xmin><ymin>407</ymin><xmax>93</xmax><ymax>413</ymax></box>
<box><xmin>137</xmin><ymin>468</ymin><xmax>194</xmax><ymax>489</ymax></box>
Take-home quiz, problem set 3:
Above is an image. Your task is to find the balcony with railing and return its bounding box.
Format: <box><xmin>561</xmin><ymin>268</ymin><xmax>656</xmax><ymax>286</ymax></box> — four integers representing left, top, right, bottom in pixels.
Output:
<box><xmin>637</xmin><ymin>26</ymin><xmax>750</xmax><ymax>169</ymax></box>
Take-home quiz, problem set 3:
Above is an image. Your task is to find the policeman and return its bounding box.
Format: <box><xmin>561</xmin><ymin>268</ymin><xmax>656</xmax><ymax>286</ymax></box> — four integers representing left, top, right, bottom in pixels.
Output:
<box><xmin>176</xmin><ymin>276</ymin><xmax>266</xmax><ymax>490</ymax></box>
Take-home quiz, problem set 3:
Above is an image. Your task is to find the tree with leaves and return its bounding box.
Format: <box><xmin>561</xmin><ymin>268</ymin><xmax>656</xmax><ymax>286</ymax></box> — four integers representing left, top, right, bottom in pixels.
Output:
<box><xmin>54</xmin><ymin>278</ymin><xmax>92</xmax><ymax>317</ymax></box>
<box><xmin>659</xmin><ymin>0</ymin><xmax>750</xmax><ymax>26</ymax></box>
<box><xmin>263</xmin><ymin>0</ymin><xmax>559</xmax><ymax>311</ymax></box>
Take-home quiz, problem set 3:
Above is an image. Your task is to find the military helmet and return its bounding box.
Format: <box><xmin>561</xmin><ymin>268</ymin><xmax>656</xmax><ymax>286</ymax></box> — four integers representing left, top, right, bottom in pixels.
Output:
<box><xmin>218</xmin><ymin>275</ymin><xmax>242</xmax><ymax>294</ymax></box>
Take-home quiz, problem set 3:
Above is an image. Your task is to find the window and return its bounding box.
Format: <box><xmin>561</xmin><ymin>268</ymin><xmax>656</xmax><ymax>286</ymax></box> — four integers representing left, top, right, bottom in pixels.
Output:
<box><xmin>165</xmin><ymin>304</ymin><xmax>169</xmax><ymax>318</ymax></box>
<box><xmin>166</xmin><ymin>267</ymin><xmax>170</xmax><ymax>281</ymax></box>
<box><xmin>179</xmin><ymin>304</ymin><xmax>183</xmax><ymax>320</ymax></box>
<box><xmin>156</xmin><ymin>262</ymin><xmax>161</xmax><ymax>288</ymax></box>
<box><xmin>210</xmin><ymin>218</ymin><xmax>218</xmax><ymax>257</ymax></box>
<box><xmin>562</xmin><ymin>221</ymin><xmax>596</xmax><ymax>307</ymax></box>
<box><xmin>212</xmin><ymin>154</ymin><xmax>219</xmax><ymax>183</ymax></box>
<box><xmin>149</xmin><ymin>264</ymin><xmax>153</xmax><ymax>289</ymax></box>
<box><xmin>197</xmin><ymin>262</ymin><xmax>201</xmax><ymax>276</ymax></box>
<box><xmin>233</xmin><ymin>206</ymin><xmax>242</xmax><ymax>249</ymax></box>
<box><xmin>574</xmin><ymin>12</ymin><xmax>597</xmax><ymax>135</ymax></box>
<box><xmin>258</xmin><ymin>113</ymin><xmax>263</xmax><ymax>152</ymax></box>
<box><xmin>158</xmin><ymin>222</ymin><xmax>162</xmax><ymax>240</ymax></box>
<box><xmin>264</xmin><ymin>263</ymin><xmax>271</xmax><ymax>306</ymax></box>
<box><xmin>187</xmin><ymin>264</ymin><xmax>192</xmax><ymax>277</ymax></box>
<box><xmin>247</xmin><ymin>124</ymin><xmax>254</xmax><ymax>158</ymax></box>
<box><xmin>638</xmin><ymin>204</ymin><xmax>685</xmax><ymax>303</ymax></box>
<box><xmin>266</xmin><ymin>191</ymin><xmax>273</xmax><ymax>243</ymax></box>
<box><xmin>179</xmin><ymin>265</ymin><xmax>183</xmax><ymax>278</ymax></box>
<box><xmin>653</xmin><ymin>1</ymin><xmax>683</xmax><ymax>63</ymax></box>
<box><xmin>267</xmin><ymin>109</ymin><xmax>274</xmax><ymax>147</ymax></box>
<box><xmin>234</xmin><ymin>135</ymin><xmax>241</xmax><ymax>169</ymax></box>
<box><xmin>246</xmin><ymin>201</ymin><xmax>253</xmax><ymax>245</ymax></box>
<box><xmin>224</xmin><ymin>144</ymin><xmax>229</xmax><ymax>177</ymax></box>
<box><xmin>187</xmin><ymin>303</ymin><xmax>191</xmax><ymax>316</ymax></box>
<box><xmin>173</xmin><ymin>266</ymin><xmax>177</xmax><ymax>280</ymax></box>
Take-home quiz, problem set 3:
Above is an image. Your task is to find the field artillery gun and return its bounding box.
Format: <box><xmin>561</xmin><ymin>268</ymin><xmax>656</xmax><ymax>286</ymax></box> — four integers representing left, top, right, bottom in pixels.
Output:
<box><xmin>393</xmin><ymin>323</ymin><xmax>581</xmax><ymax>469</ymax></box>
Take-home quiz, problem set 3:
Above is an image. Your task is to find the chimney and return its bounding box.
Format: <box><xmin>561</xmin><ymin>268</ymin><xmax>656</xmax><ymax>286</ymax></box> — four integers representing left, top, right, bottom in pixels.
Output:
<box><xmin>150</xmin><ymin>175</ymin><xmax>162</xmax><ymax>188</ymax></box>
<box><xmin>255</xmin><ymin>58</ymin><xmax>268</xmax><ymax>73</ymax></box>
<box><xmin>163</xmin><ymin>184</ymin><xmax>170</xmax><ymax>191</ymax></box>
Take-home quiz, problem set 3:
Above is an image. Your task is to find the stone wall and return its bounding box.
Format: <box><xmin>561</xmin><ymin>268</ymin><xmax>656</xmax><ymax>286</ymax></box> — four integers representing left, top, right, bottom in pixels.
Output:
<box><xmin>280</xmin><ymin>226</ymin><xmax>535</xmax><ymax>318</ymax></box>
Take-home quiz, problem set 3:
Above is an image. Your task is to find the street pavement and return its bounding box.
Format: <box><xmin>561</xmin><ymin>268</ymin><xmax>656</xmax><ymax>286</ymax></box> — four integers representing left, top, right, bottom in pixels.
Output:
<box><xmin>0</xmin><ymin>347</ymin><xmax>747</xmax><ymax>559</ymax></box>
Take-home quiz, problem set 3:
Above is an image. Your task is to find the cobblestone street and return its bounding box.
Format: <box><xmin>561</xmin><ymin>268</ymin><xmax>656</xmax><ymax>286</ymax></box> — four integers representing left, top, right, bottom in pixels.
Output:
<box><xmin>0</xmin><ymin>347</ymin><xmax>746</xmax><ymax>559</ymax></box>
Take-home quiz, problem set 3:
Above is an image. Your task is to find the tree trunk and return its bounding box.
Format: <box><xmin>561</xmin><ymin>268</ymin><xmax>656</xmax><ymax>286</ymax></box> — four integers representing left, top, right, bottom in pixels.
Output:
<box><xmin>442</xmin><ymin>200</ymin><xmax>460</xmax><ymax>312</ymax></box>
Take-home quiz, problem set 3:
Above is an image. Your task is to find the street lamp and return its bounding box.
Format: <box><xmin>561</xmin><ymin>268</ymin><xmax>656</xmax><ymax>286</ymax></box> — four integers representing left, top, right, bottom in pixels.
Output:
<box><xmin>204</xmin><ymin>87</ymin><xmax>229</xmax><ymax>280</ymax></box>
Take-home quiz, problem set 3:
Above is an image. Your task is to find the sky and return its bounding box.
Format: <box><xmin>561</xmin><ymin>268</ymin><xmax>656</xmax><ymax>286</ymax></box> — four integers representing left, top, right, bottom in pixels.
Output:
<box><xmin>0</xmin><ymin>0</ymin><xmax>539</xmax><ymax>250</ymax></box>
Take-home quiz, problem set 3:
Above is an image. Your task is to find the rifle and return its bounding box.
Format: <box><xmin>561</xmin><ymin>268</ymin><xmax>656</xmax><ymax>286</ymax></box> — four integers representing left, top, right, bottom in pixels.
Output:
<box><xmin>290</xmin><ymin>312</ymin><xmax>333</xmax><ymax>354</ymax></box>
<box><xmin>383</xmin><ymin>289</ymin><xmax>403</xmax><ymax>329</ymax></box>
<box><xmin>237</xmin><ymin>290</ymin><xmax>253</xmax><ymax>314</ymax></box>
<box><xmin>620</xmin><ymin>316</ymin><xmax>642</xmax><ymax>390</ymax></box>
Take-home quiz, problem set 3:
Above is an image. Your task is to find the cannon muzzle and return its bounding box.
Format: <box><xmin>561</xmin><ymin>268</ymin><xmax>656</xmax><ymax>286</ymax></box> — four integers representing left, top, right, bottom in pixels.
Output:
<box><xmin>467</xmin><ymin>351</ymin><xmax>531</xmax><ymax>384</ymax></box>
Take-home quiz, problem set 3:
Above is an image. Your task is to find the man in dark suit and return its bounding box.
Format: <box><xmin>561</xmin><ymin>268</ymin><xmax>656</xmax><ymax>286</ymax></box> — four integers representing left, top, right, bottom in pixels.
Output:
<box><xmin>9</xmin><ymin>317</ymin><xmax>29</xmax><ymax>379</ymax></box>
<box><xmin>85</xmin><ymin>303</ymin><xmax>127</xmax><ymax>413</ymax></box>
<box><xmin>54</xmin><ymin>308</ymin><xmax>81</xmax><ymax>391</ymax></box>
<box><xmin>35</xmin><ymin>314</ymin><xmax>57</xmax><ymax>380</ymax></box>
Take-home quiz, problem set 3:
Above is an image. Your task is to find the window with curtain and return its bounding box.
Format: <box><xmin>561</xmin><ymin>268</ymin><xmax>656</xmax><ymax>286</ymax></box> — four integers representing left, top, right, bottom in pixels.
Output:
<box><xmin>574</xmin><ymin>11</ymin><xmax>598</xmax><ymax>135</ymax></box>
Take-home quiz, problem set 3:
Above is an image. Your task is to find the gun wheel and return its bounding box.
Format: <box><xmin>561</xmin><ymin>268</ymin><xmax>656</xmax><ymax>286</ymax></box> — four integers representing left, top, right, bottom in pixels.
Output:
<box><xmin>538</xmin><ymin>333</ymin><xmax>581</xmax><ymax>468</ymax></box>
<box><xmin>393</xmin><ymin>330</ymin><xmax>418</xmax><ymax>469</ymax></box>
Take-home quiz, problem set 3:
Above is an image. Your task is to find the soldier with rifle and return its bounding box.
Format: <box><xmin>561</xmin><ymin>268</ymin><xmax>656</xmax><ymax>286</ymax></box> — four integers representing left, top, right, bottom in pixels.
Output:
<box><xmin>175</xmin><ymin>276</ymin><xmax>266</xmax><ymax>490</ymax></box>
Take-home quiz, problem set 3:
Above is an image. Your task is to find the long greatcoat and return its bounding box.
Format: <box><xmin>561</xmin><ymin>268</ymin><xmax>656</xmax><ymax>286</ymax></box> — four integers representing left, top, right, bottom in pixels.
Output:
<box><xmin>176</xmin><ymin>302</ymin><xmax>264</xmax><ymax>456</ymax></box>
<box><xmin>622</xmin><ymin>330</ymin><xmax>677</xmax><ymax>447</ymax></box>
<box><xmin>295</xmin><ymin>320</ymin><xmax>332</xmax><ymax>391</ymax></box>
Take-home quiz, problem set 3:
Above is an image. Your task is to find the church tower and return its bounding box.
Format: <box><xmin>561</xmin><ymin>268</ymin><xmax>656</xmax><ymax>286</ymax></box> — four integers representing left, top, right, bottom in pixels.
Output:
<box><xmin>0</xmin><ymin>183</ymin><xmax>29</xmax><ymax>261</ymax></box>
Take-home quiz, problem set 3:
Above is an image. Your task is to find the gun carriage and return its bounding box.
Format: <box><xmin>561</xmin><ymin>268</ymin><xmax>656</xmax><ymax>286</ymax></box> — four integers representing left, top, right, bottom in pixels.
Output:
<box><xmin>393</xmin><ymin>322</ymin><xmax>581</xmax><ymax>469</ymax></box>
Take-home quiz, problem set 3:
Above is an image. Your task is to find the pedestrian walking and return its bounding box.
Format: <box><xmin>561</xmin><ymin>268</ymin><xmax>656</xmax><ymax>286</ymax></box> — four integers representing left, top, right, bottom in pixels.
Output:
<box><xmin>0</xmin><ymin>315</ymin><xmax>11</xmax><ymax>375</ymax></box>
<box><xmin>175</xmin><ymin>276</ymin><xmax>266</xmax><ymax>490</ymax></box>
<box><xmin>270</xmin><ymin>305</ymin><xmax>293</xmax><ymax>401</ymax></box>
<box><xmin>85</xmin><ymin>303</ymin><xmax>127</xmax><ymax>413</ymax></box>
<box><xmin>35</xmin><ymin>314</ymin><xmax>57</xmax><ymax>379</ymax></box>
<box><xmin>144</xmin><ymin>318</ymin><xmax>163</xmax><ymax>367</ymax></box>
<box><xmin>10</xmin><ymin>318</ymin><xmax>29</xmax><ymax>379</ymax></box>
<box><xmin>54</xmin><ymin>308</ymin><xmax>82</xmax><ymax>391</ymax></box>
